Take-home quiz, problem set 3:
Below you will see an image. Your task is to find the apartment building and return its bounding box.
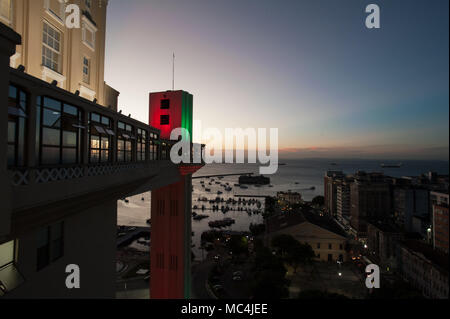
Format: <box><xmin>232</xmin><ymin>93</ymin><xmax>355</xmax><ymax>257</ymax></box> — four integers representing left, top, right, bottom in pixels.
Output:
<box><xmin>397</xmin><ymin>240</ymin><xmax>448</xmax><ymax>299</ymax></box>
<box><xmin>324</xmin><ymin>170</ymin><xmax>344</xmax><ymax>217</ymax></box>
<box><xmin>431</xmin><ymin>191</ymin><xmax>449</xmax><ymax>254</ymax></box>
<box><xmin>0</xmin><ymin>0</ymin><xmax>118</xmax><ymax>109</ymax></box>
<box><xmin>336</xmin><ymin>176</ymin><xmax>353</xmax><ymax>221</ymax></box>
<box><xmin>350</xmin><ymin>171</ymin><xmax>391</xmax><ymax>237</ymax></box>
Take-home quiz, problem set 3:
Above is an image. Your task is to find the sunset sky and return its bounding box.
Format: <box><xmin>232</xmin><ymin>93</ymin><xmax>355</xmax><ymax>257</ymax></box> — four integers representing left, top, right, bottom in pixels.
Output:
<box><xmin>104</xmin><ymin>0</ymin><xmax>449</xmax><ymax>160</ymax></box>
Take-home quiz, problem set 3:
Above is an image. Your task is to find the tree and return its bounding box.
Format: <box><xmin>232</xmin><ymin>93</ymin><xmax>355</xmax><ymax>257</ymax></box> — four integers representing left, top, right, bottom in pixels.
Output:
<box><xmin>312</xmin><ymin>195</ymin><xmax>325</xmax><ymax>207</ymax></box>
<box><xmin>249</xmin><ymin>223</ymin><xmax>266</xmax><ymax>237</ymax></box>
<box><xmin>271</xmin><ymin>234</ymin><xmax>298</xmax><ymax>257</ymax></box>
<box><xmin>252</xmin><ymin>270</ymin><xmax>290</xmax><ymax>299</ymax></box>
<box><xmin>227</xmin><ymin>235</ymin><xmax>248</xmax><ymax>256</ymax></box>
<box><xmin>286</xmin><ymin>242</ymin><xmax>315</xmax><ymax>273</ymax></box>
<box><xmin>251</xmin><ymin>245</ymin><xmax>290</xmax><ymax>299</ymax></box>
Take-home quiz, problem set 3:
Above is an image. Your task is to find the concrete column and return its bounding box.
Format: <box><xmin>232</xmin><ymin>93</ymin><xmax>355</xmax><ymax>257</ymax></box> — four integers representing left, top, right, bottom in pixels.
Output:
<box><xmin>0</xmin><ymin>23</ymin><xmax>21</xmax><ymax>238</ymax></box>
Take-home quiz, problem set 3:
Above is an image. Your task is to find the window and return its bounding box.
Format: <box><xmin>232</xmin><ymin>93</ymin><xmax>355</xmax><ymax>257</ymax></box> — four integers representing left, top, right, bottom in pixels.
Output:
<box><xmin>82</xmin><ymin>17</ymin><xmax>97</xmax><ymax>51</ymax></box>
<box><xmin>0</xmin><ymin>241</ymin><xmax>14</xmax><ymax>269</ymax></box>
<box><xmin>328</xmin><ymin>243</ymin><xmax>332</xmax><ymax>250</ymax></box>
<box><xmin>42</xmin><ymin>22</ymin><xmax>62</xmax><ymax>73</ymax></box>
<box><xmin>36</xmin><ymin>222</ymin><xmax>64</xmax><ymax>271</ymax></box>
<box><xmin>117</xmin><ymin>121</ymin><xmax>133</xmax><ymax>162</ymax></box>
<box><xmin>160</xmin><ymin>115</ymin><xmax>170</xmax><ymax>125</ymax></box>
<box><xmin>161</xmin><ymin>99</ymin><xmax>170</xmax><ymax>109</ymax></box>
<box><xmin>7</xmin><ymin>85</ymin><xmax>27</xmax><ymax>168</ymax></box>
<box><xmin>89</xmin><ymin>113</ymin><xmax>113</xmax><ymax>163</ymax></box>
<box><xmin>137</xmin><ymin>128</ymin><xmax>147</xmax><ymax>161</ymax></box>
<box><xmin>85</xmin><ymin>0</ymin><xmax>91</xmax><ymax>10</ymax></box>
<box><xmin>317</xmin><ymin>243</ymin><xmax>320</xmax><ymax>249</ymax></box>
<box><xmin>0</xmin><ymin>0</ymin><xmax>12</xmax><ymax>25</ymax></box>
<box><xmin>46</xmin><ymin>0</ymin><xmax>65</xmax><ymax>21</ymax></box>
<box><xmin>0</xmin><ymin>240</ymin><xmax>24</xmax><ymax>296</ymax></box>
<box><xmin>37</xmin><ymin>97</ymin><xmax>83</xmax><ymax>165</ymax></box>
<box><xmin>149</xmin><ymin>133</ymin><xmax>159</xmax><ymax>161</ymax></box>
<box><xmin>83</xmin><ymin>57</ymin><xmax>90</xmax><ymax>84</ymax></box>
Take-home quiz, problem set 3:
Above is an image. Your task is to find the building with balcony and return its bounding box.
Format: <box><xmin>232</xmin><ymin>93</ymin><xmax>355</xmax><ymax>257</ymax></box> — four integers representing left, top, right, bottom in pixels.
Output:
<box><xmin>0</xmin><ymin>22</ymin><xmax>204</xmax><ymax>298</ymax></box>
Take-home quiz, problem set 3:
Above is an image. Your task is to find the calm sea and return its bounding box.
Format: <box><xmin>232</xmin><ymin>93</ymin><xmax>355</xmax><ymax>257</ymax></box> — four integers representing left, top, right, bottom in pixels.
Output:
<box><xmin>118</xmin><ymin>159</ymin><xmax>449</xmax><ymax>260</ymax></box>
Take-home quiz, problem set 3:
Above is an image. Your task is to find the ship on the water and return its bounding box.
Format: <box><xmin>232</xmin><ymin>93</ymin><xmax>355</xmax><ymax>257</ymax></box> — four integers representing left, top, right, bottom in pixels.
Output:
<box><xmin>380</xmin><ymin>163</ymin><xmax>403</xmax><ymax>168</ymax></box>
<box><xmin>238</xmin><ymin>175</ymin><xmax>270</xmax><ymax>185</ymax></box>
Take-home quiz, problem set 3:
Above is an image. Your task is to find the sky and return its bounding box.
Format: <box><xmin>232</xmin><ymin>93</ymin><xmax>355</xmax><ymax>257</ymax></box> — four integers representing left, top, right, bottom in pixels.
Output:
<box><xmin>104</xmin><ymin>0</ymin><xmax>449</xmax><ymax>160</ymax></box>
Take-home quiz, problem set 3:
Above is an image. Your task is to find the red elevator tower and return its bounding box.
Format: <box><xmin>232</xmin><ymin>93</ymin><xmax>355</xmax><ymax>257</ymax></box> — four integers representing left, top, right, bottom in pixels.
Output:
<box><xmin>149</xmin><ymin>90</ymin><xmax>200</xmax><ymax>299</ymax></box>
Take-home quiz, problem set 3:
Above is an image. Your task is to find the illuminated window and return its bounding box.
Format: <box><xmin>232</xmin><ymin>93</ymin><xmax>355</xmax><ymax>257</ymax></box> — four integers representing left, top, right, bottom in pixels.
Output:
<box><xmin>0</xmin><ymin>240</ymin><xmax>25</xmax><ymax>297</ymax></box>
<box><xmin>0</xmin><ymin>0</ymin><xmax>12</xmax><ymax>25</ymax></box>
<box><xmin>117</xmin><ymin>121</ymin><xmax>133</xmax><ymax>162</ymax></box>
<box><xmin>42</xmin><ymin>22</ymin><xmax>62</xmax><ymax>73</ymax></box>
<box><xmin>160</xmin><ymin>115</ymin><xmax>169</xmax><ymax>125</ymax></box>
<box><xmin>83</xmin><ymin>57</ymin><xmax>90</xmax><ymax>84</ymax></box>
<box><xmin>137</xmin><ymin>128</ymin><xmax>147</xmax><ymax>161</ymax></box>
<box><xmin>89</xmin><ymin>113</ymin><xmax>113</xmax><ymax>163</ymax></box>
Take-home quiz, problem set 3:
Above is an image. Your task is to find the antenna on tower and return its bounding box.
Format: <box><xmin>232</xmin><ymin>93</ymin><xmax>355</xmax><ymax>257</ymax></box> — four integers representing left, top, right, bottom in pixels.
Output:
<box><xmin>172</xmin><ymin>52</ymin><xmax>175</xmax><ymax>91</ymax></box>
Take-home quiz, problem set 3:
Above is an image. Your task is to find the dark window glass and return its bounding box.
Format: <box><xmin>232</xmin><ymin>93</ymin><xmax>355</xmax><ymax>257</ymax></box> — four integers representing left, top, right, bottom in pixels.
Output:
<box><xmin>7</xmin><ymin>145</ymin><xmax>15</xmax><ymax>166</ymax></box>
<box><xmin>118</xmin><ymin>122</ymin><xmax>125</xmax><ymax>130</ymax></box>
<box><xmin>42</xmin><ymin>127</ymin><xmax>60</xmax><ymax>146</ymax></box>
<box><xmin>62</xmin><ymin>148</ymin><xmax>76</xmax><ymax>164</ymax></box>
<box><xmin>41</xmin><ymin>146</ymin><xmax>60</xmax><ymax>165</ymax></box>
<box><xmin>64</xmin><ymin>104</ymin><xmax>78</xmax><ymax>116</ymax></box>
<box><xmin>9</xmin><ymin>86</ymin><xmax>17</xmax><ymax>99</ymax></box>
<box><xmin>43</xmin><ymin>109</ymin><xmax>61</xmax><ymax>128</ymax></box>
<box><xmin>8</xmin><ymin>122</ymin><xmax>15</xmax><ymax>143</ymax></box>
<box><xmin>160</xmin><ymin>115</ymin><xmax>169</xmax><ymax>125</ymax></box>
<box><xmin>101</xmin><ymin>117</ymin><xmax>110</xmax><ymax>126</ymax></box>
<box><xmin>43</xmin><ymin>97</ymin><xmax>61</xmax><ymax>111</ymax></box>
<box><xmin>161</xmin><ymin>99</ymin><xmax>170</xmax><ymax>109</ymax></box>
<box><xmin>91</xmin><ymin>113</ymin><xmax>101</xmax><ymax>122</ymax></box>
